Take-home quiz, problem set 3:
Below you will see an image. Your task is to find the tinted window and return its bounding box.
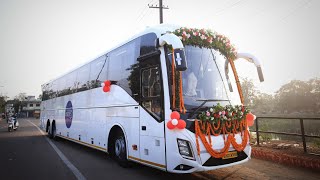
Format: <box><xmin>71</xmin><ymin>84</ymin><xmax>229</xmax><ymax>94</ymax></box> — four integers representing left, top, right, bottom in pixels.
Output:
<box><xmin>50</xmin><ymin>80</ymin><xmax>58</xmax><ymax>99</ymax></box>
<box><xmin>89</xmin><ymin>55</ymin><xmax>108</xmax><ymax>89</ymax></box>
<box><xmin>41</xmin><ymin>35</ymin><xmax>149</xmax><ymax>100</ymax></box>
<box><xmin>57</xmin><ymin>77</ymin><xmax>66</xmax><ymax>97</ymax></box>
<box><xmin>140</xmin><ymin>33</ymin><xmax>157</xmax><ymax>55</ymax></box>
<box><xmin>76</xmin><ymin>64</ymin><xmax>90</xmax><ymax>92</ymax></box>
<box><xmin>42</xmin><ymin>84</ymin><xmax>50</xmax><ymax>100</ymax></box>
<box><xmin>64</xmin><ymin>71</ymin><xmax>77</xmax><ymax>95</ymax></box>
<box><xmin>108</xmin><ymin>40</ymin><xmax>140</xmax><ymax>95</ymax></box>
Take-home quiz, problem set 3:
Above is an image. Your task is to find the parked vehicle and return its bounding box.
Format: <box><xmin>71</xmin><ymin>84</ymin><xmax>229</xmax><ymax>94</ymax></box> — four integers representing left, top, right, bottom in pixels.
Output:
<box><xmin>40</xmin><ymin>24</ymin><xmax>264</xmax><ymax>173</ymax></box>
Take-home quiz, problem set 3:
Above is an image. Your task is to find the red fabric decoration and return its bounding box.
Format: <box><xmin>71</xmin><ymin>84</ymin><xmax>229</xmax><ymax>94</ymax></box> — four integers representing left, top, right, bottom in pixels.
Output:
<box><xmin>246</xmin><ymin>113</ymin><xmax>255</xmax><ymax>127</ymax></box>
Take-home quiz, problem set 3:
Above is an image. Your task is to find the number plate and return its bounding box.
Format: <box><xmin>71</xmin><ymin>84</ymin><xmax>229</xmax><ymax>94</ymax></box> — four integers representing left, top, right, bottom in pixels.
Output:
<box><xmin>222</xmin><ymin>151</ymin><xmax>238</xmax><ymax>159</ymax></box>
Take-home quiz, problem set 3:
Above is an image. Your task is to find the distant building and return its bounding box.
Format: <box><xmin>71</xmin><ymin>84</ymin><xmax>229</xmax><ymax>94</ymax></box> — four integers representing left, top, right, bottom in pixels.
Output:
<box><xmin>21</xmin><ymin>96</ymin><xmax>41</xmax><ymax>118</ymax></box>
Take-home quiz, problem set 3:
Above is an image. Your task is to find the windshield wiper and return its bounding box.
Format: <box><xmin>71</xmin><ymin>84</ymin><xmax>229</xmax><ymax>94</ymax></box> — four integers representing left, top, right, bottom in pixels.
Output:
<box><xmin>187</xmin><ymin>99</ymin><xmax>230</xmax><ymax>118</ymax></box>
<box><xmin>196</xmin><ymin>99</ymin><xmax>230</xmax><ymax>102</ymax></box>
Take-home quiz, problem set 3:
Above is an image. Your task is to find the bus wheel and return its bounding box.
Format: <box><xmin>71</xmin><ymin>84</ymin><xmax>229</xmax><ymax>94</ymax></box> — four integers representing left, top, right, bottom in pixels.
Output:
<box><xmin>51</xmin><ymin>122</ymin><xmax>58</xmax><ymax>141</ymax></box>
<box><xmin>114</xmin><ymin>130</ymin><xmax>130</xmax><ymax>167</ymax></box>
<box><xmin>48</xmin><ymin>123</ymin><xmax>53</xmax><ymax>139</ymax></box>
<box><xmin>46</xmin><ymin>121</ymin><xmax>50</xmax><ymax>132</ymax></box>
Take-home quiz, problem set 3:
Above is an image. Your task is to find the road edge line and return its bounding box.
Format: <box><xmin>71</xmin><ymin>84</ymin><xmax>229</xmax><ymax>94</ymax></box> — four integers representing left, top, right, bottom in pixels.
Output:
<box><xmin>27</xmin><ymin>120</ymin><xmax>86</xmax><ymax>180</ymax></box>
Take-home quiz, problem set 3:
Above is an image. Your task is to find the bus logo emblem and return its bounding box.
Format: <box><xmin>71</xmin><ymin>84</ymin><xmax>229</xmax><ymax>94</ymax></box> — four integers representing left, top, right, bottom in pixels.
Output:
<box><xmin>65</xmin><ymin>101</ymin><xmax>73</xmax><ymax>128</ymax></box>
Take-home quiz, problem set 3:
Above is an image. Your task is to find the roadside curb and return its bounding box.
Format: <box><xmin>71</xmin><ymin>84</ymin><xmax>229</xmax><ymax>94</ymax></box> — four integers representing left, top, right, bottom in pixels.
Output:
<box><xmin>252</xmin><ymin>147</ymin><xmax>320</xmax><ymax>171</ymax></box>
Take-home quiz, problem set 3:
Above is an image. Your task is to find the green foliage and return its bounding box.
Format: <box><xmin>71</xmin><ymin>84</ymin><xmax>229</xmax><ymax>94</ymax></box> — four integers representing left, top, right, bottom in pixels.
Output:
<box><xmin>275</xmin><ymin>78</ymin><xmax>320</xmax><ymax>114</ymax></box>
<box><xmin>240</xmin><ymin>77</ymin><xmax>258</xmax><ymax>107</ymax></box>
<box><xmin>241</xmin><ymin>78</ymin><xmax>320</xmax><ymax>115</ymax></box>
<box><xmin>0</xmin><ymin>95</ymin><xmax>7</xmax><ymax>113</ymax></box>
<box><xmin>312</xmin><ymin>138</ymin><xmax>320</xmax><ymax>148</ymax></box>
<box><xmin>258</xmin><ymin>121</ymin><xmax>272</xmax><ymax>141</ymax></box>
<box><xmin>256</xmin><ymin>118</ymin><xmax>320</xmax><ymax>143</ymax></box>
<box><xmin>198</xmin><ymin>103</ymin><xmax>250</xmax><ymax>123</ymax></box>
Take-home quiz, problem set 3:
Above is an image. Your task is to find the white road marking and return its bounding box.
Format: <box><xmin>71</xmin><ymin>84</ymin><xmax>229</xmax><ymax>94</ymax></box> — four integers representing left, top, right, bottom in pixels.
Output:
<box><xmin>28</xmin><ymin>120</ymin><xmax>86</xmax><ymax>180</ymax></box>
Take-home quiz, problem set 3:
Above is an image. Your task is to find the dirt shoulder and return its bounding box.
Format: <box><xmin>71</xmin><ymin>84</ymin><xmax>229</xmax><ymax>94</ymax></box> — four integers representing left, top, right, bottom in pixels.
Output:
<box><xmin>251</xmin><ymin>140</ymin><xmax>320</xmax><ymax>171</ymax></box>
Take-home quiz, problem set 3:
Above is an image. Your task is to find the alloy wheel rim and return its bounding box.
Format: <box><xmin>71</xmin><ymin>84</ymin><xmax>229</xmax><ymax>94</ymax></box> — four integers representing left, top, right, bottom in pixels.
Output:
<box><xmin>115</xmin><ymin>138</ymin><xmax>125</xmax><ymax>158</ymax></box>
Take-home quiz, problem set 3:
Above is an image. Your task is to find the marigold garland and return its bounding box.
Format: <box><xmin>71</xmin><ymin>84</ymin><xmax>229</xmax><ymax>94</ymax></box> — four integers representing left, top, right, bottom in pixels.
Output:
<box><xmin>171</xmin><ymin>48</ymin><xmax>186</xmax><ymax>113</ymax></box>
<box><xmin>195</xmin><ymin>120</ymin><xmax>249</xmax><ymax>158</ymax></box>
<box><xmin>194</xmin><ymin>104</ymin><xmax>250</xmax><ymax>158</ymax></box>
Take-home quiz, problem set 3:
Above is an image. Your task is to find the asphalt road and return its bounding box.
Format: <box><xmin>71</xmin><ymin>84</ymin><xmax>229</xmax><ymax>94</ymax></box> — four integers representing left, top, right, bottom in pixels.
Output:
<box><xmin>0</xmin><ymin>118</ymin><xmax>319</xmax><ymax>180</ymax></box>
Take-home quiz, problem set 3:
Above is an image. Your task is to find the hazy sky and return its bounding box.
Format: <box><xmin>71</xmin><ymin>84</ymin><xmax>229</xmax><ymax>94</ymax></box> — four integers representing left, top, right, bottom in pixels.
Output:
<box><xmin>0</xmin><ymin>0</ymin><xmax>319</xmax><ymax>99</ymax></box>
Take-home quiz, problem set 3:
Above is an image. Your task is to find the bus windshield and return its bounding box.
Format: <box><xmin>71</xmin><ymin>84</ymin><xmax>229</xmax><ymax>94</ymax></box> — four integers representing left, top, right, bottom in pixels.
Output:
<box><xmin>174</xmin><ymin>46</ymin><xmax>241</xmax><ymax>109</ymax></box>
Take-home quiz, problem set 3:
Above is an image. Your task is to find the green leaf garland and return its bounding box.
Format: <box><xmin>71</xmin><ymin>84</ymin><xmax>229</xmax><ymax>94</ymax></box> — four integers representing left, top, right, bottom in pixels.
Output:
<box><xmin>198</xmin><ymin>103</ymin><xmax>249</xmax><ymax>123</ymax></box>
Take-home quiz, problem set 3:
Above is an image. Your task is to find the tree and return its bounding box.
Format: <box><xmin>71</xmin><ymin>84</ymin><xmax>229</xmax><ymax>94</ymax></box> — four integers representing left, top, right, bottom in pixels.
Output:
<box><xmin>38</xmin><ymin>94</ymin><xmax>42</xmax><ymax>100</ymax></box>
<box><xmin>14</xmin><ymin>93</ymin><xmax>27</xmax><ymax>101</ymax></box>
<box><xmin>12</xmin><ymin>92</ymin><xmax>27</xmax><ymax>113</ymax></box>
<box><xmin>308</xmin><ymin>78</ymin><xmax>320</xmax><ymax>113</ymax></box>
<box><xmin>0</xmin><ymin>95</ymin><xmax>8</xmax><ymax>113</ymax></box>
<box><xmin>241</xmin><ymin>78</ymin><xmax>276</xmax><ymax>114</ymax></box>
<box><xmin>275</xmin><ymin>79</ymin><xmax>319</xmax><ymax>114</ymax></box>
<box><xmin>253</xmin><ymin>92</ymin><xmax>275</xmax><ymax>114</ymax></box>
<box><xmin>241</xmin><ymin>78</ymin><xmax>258</xmax><ymax>108</ymax></box>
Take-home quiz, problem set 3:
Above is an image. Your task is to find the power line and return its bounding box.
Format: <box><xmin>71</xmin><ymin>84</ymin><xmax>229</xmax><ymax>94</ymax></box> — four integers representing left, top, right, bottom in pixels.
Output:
<box><xmin>148</xmin><ymin>0</ymin><xmax>169</xmax><ymax>24</ymax></box>
<box><xmin>137</xmin><ymin>7</ymin><xmax>152</xmax><ymax>24</ymax></box>
<box><xmin>135</xmin><ymin>0</ymin><xmax>155</xmax><ymax>23</ymax></box>
<box><xmin>213</xmin><ymin>0</ymin><xmax>246</xmax><ymax>16</ymax></box>
<box><xmin>281</xmin><ymin>0</ymin><xmax>312</xmax><ymax>22</ymax></box>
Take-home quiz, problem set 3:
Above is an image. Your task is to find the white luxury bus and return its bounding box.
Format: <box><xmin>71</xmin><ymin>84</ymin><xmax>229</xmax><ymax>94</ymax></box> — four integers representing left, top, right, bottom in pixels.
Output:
<box><xmin>40</xmin><ymin>24</ymin><xmax>264</xmax><ymax>173</ymax></box>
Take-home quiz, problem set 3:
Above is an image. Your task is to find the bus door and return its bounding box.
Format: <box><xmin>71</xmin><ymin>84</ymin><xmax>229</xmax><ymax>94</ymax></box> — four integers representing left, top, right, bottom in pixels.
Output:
<box><xmin>139</xmin><ymin>52</ymin><xmax>166</xmax><ymax>170</ymax></box>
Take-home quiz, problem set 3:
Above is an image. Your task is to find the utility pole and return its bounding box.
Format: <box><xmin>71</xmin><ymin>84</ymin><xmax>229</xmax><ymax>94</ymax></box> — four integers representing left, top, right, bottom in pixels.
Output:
<box><xmin>148</xmin><ymin>0</ymin><xmax>169</xmax><ymax>24</ymax></box>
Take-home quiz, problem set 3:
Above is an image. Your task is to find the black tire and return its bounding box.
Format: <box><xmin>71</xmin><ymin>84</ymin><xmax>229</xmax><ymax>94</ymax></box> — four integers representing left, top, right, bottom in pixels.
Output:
<box><xmin>8</xmin><ymin>127</ymin><xmax>12</xmax><ymax>132</ymax></box>
<box><xmin>114</xmin><ymin>130</ymin><xmax>130</xmax><ymax>167</ymax></box>
<box><xmin>48</xmin><ymin>124</ymin><xmax>53</xmax><ymax>139</ymax></box>
<box><xmin>51</xmin><ymin>123</ymin><xmax>58</xmax><ymax>141</ymax></box>
<box><xmin>46</xmin><ymin>122</ymin><xmax>50</xmax><ymax>132</ymax></box>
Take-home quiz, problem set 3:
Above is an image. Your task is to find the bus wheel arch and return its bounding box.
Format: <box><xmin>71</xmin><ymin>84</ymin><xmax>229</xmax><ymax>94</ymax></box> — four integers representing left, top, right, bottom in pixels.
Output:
<box><xmin>108</xmin><ymin>125</ymin><xmax>130</xmax><ymax>167</ymax></box>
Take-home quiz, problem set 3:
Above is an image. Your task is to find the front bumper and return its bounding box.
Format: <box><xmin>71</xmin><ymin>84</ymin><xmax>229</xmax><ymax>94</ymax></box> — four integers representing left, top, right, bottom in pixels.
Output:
<box><xmin>166</xmin><ymin>129</ymin><xmax>251</xmax><ymax>173</ymax></box>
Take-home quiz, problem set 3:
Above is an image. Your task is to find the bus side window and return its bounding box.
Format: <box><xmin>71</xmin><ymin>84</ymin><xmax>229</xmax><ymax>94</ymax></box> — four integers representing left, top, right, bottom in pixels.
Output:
<box><xmin>76</xmin><ymin>64</ymin><xmax>90</xmax><ymax>92</ymax></box>
<box><xmin>89</xmin><ymin>55</ymin><xmax>107</xmax><ymax>89</ymax></box>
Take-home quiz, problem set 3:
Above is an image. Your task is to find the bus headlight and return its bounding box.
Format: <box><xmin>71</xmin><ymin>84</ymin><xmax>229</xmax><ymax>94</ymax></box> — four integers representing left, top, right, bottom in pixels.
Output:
<box><xmin>177</xmin><ymin>139</ymin><xmax>195</xmax><ymax>160</ymax></box>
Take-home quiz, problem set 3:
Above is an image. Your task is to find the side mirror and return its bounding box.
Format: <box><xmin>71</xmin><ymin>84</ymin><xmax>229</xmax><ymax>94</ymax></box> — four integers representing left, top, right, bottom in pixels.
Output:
<box><xmin>257</xmin><ymin>66</ymin><xmax>264</xmax><ymax>82</ymax></box>
<box><xmin>173</xmin><ymin>48</ymin><xmax>187</xmax><ymax>71</ymax></box>
<box><xmin>237</xmin><ymin>53</ymin><xmax>264</xmax><ymax>82</ymax></box>
<box><xmin>158</xmin><ymin>33</ymin><xmax>187</xmax><ymax>71</ymax></box>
